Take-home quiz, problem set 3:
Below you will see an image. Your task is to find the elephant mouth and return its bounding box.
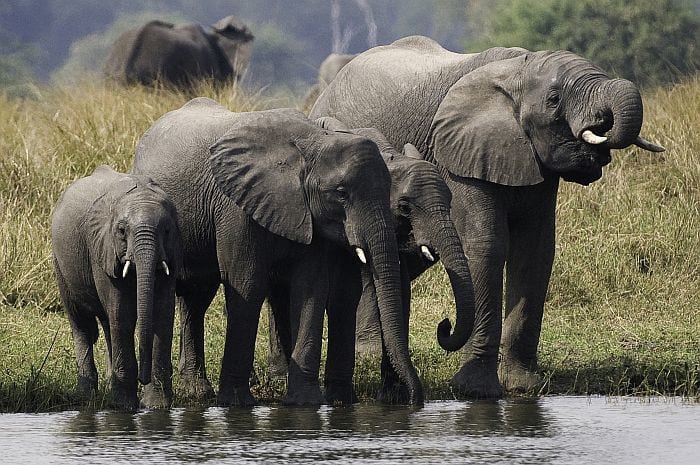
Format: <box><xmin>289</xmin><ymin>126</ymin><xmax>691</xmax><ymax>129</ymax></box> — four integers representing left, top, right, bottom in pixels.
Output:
<box><xmin>556</xmin><ymin>138</ymin><xmax>612</xmax><ymax>185</ymax></box>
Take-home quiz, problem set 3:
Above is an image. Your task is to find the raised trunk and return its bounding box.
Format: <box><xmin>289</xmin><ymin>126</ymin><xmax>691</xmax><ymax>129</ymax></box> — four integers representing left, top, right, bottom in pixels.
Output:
<box><xmin>134</xmin><ymin>227</ymin><xmax>157</xmax><ymax>385</ymax></box>
<box><xmin>363</xmin><ymin>206</ymin><xmax>424</xmax><ymax>405</ymax></box>
<box><xmin>426</xmin><ymin>211</ymin><xmax>476</xmax><ymax>352</ymax></box>
<box><xmin>600</xmin><ymin>78</ymin><xmax>644</xmax><ymax>149</ymax></box>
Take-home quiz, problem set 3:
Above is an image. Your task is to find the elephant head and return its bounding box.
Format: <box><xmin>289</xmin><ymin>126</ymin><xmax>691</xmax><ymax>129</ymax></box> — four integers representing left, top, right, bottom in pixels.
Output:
<box><xmin>316</xmin><ymin>116</ymin><xmax>476</xmax><ymax>353</ymax></box>
<box><xmin>210</xmin><ymin>15</ymin><xmax>254</xmax><ymax>80</ymax></box>
<box><xmin>207</xmin><ymin>108</ymin><xmax>423</xmax><ymax>403</ymax></box>
<box><xmin>86</xmin><ymin>166</ymin><xmax>181</xmax><ymax>386</ymax></box>
<box><xmin>430</xmin><ymin>48</ymin><xmax>665</xmax><ymax>187</ymax></box>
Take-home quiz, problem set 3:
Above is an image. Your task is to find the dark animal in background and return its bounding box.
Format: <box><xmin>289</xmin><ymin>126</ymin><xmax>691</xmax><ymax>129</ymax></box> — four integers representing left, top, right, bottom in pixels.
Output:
<box><xmin>103</xmin><ymin>15</ymin><xmax>254</xmax><ymax>90</ymax></box>
<box><xmin>132</xmin><ymin>97</ymin><xmax>424</xmax><ymax>407</ymax></box>
<box><xmin>312</xmin><ymin>35</ymin><xmax>664</xmax><ymax>399</ymax></box>
<box><xmin>51</xmin><ymin>165</ymin><xmax>181</xmax><ymax>411</ymax></box>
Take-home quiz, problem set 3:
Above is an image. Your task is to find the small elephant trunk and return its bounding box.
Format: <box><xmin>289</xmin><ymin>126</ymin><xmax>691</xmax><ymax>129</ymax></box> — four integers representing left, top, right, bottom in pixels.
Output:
<box><xmin>363</xmin><ymin>206</ymin><xmax>424</xmax><ymax>405</ymax></box>
<box><xmin>134</xmin><ymin>227</ymin><xmax>157</xmax><ymax>385</ymax></box>
<box><xmin>429</xmin><ymin>211</ymin><xmax>476</xmax><ymax>352</ymax></box>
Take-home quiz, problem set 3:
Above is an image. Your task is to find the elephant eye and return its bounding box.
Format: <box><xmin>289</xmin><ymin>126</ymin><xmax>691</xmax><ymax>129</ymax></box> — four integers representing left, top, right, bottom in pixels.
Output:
<box><xmin>117</xmin><ymin>223</ymin><xmax>127</xmax><ymax>236</ymax></box>
<box><xmin>546</xmin><ymin>89</ymin><xmax>561</xmax><ymax>107</ymax></box>
<box><xmin>335</xmin><ymin>185</ymin><xmax>348</xmax><ymax>201</ymax></box>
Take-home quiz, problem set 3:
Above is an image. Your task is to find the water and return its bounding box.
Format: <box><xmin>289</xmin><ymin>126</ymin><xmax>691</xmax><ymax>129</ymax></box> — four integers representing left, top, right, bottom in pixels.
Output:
<box><xmin>0</xmin><ymin>397</ymin><xmax>698</xmax><ymax>464</ymax></box>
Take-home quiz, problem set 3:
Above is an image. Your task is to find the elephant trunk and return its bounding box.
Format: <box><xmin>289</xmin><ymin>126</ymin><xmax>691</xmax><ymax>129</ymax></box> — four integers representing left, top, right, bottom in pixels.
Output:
<box><xmin>133</xmin><ymin>226</ymin><xmax>157</xmax><ymax>385</ymax></box>
<box><xmin>361</xmin><ymin>204</ymin><xmax>424</xmax><ymax>405</ymax></box>
<box><xmin>426</xmin><ymin>211</ymin><xmax>476</xmax><ymax>352</ymax></box>
<box><xmin>597</xmin><ymin>78</ymin><xmax>644</xmax><ymax>149</ymax></box>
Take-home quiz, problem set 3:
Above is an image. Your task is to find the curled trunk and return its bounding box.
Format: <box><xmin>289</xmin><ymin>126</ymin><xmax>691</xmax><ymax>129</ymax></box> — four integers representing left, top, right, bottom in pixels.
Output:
<box><xmin>134</xmin><ymin>227</ymin><xmax>157</xmax><ymax>385</ymax></box>
<box><xmin>599</xmin><ymin>78</ymin><xmax>644</xmax><ymax>149</ymax></box>
<box><xmin>427</xmin><ymin>212</ymin><xmax>476</xmax><ymax>352</ymax></box>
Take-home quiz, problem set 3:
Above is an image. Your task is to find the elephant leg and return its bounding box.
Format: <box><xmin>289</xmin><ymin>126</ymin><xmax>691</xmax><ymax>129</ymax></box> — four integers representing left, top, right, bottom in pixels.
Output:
<box><xmin>107</xmin><ymin>296</ymin><xmax>139</xmax><ymax>411</ymax></box>
<box><xmin>267</xmin><ymin>277</ymin><xmax>292</xmax><ymax>380</ymax></box>
<box><xmin>68</xmin><ymin>312</ymin><xmax>99</xmax><ymax>398</ymax></box>
<box><xmin>324</xmin><ymin>248</ymin><xmax>361</xmax><ymax>405</ymax></box>
<box><xmin>284</xmin><ymin>250</ymin><xmax>327</xmax><ymax>406</ymax></box>
<box><xmin>499</xmin><ymin>201</ymin><xmax>556</xmax><ymax>394</ymax></box>
<box><xmin>377</xmin><ymin>259</ymin><xmax>412</xmax><ymax>404</ymax></box>
<box><xmin>177</xmin><ymin>280</ymin><xmax>218</xmax><ymax>401</ymax></box>
<box><xmin>355</xmin><ymin>276</ymin><xmax>383</xmax><ymax>356</ymax></box>
<box><xmin>141</xmin><ymin>278</ymin><xmax>176</xmax><ymax>409</ymax></box>
<box><xmin>447</xmin><ymin>177</ymin><xmax>507</xmax><ymax>399</ymax></box>
<box><xmin>217</xmin><ymin>283</ymin><xmax>266</xmax><ymax>407</ymax></box>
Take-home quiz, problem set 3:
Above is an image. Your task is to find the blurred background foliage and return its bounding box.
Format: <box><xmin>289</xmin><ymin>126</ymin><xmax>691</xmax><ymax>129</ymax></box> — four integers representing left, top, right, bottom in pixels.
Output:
<box><xmin>0</xmin><ymin>0</ymin><xmax>698</xmax><ymax>93</ymax></box>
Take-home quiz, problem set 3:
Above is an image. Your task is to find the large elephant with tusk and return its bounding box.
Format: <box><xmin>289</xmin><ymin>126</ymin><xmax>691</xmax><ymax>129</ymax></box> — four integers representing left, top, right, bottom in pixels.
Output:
<box><xmin>52</xmin><ymin>165</ymin><xmax>181</xmax><ymax>410</ymax></box>
<box><xmin>311</xmin><ymin>36</ymin><xmax>665</xmax><ymax>398</ymax></box>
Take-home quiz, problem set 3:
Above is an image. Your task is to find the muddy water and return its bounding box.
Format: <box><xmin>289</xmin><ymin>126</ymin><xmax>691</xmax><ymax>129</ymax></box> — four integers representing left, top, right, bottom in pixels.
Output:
<box><xmin>0</xmin><ymin>397</ymin><xmax>698</xmax><ymax>464</ymax></box>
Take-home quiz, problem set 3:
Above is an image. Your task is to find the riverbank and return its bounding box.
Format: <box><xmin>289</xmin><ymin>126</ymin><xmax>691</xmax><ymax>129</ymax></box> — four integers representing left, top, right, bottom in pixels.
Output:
<box><xmin>1</xmin><ymin>78</ymin><xmax>698</xmax><ymax>412</ymax></box>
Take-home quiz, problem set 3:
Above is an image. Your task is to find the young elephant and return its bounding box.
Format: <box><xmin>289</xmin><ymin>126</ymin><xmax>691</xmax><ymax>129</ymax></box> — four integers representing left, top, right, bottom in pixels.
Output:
<box><xmin>132</xmin><ymin>97</ymin><xmax>423</xmax><ymax>406</ymax></box>
<box><xmin>52</xmin><ymin>165</ymin><xmax>181</xmax><ymax>410</ymax></box>
<box><xmin>269</xmin><ymin>118</ymin><xmax>476</xmax><ymax>403</ymax></box>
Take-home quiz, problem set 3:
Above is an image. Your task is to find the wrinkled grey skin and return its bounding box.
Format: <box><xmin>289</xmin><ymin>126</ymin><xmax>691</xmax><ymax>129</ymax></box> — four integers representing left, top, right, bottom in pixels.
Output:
<box><xmin>104</xmin><ymin>15</ymin><xmax>254</xmax><ymax>90</ymax></box>
<box><xmin>52</xmin><ymin>165</ymin><xmax>181</xmax><ymax>411</ymax></box>
<box><xmin>132</xmin><ymin>98</ymin><xmax>423</xmax><ymax>406</ymax></box>
<box><xmin>302</xmin><ymin>53</ymin><xmax>357</xmax><ymax>110</ymax></box>
<box><xmin>312</xmin><ymin>36</ymin><xmax>664</xmax><ymax>398</ymax></box>
<box><xmin>269</xmin><ymin>117</ymin><xmax>476</xmax><ymax>403</ymax></box>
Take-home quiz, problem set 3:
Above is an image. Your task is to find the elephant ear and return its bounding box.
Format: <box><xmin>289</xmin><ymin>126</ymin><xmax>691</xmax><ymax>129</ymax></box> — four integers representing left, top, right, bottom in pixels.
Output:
<box><xmin>209</xmin><ymin>109</ymin><xmax>314</xmax><ymax>244</ymax></box>
<box><xmin>430</xmin><ymin>55</ymin><xmax>544</xmax><ymax>186</ymax></box>
<box><xmin>85</xmin><ymin>169</ymin><xmax>138</xmax><ymax>278</ymax></box>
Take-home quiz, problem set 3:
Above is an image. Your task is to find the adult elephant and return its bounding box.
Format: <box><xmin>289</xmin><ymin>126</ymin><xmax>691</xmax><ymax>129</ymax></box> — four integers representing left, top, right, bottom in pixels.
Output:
<box><xmin>268</xmin><ymin>117</ymin><xmax>476</xmax><ymax>403</ymax></box>
<box><xmin>104</xmin><ymin>15</ymin><xmax>254</xmax><ymax>89</ymax></box>
<box><xmin>52</xmin><ymin>165</ymin><xmax>181</xmax><ymax>410</ymax></box>
<box><xmin>132</xmin><ymin>97</ymin><xmax>423</xmax><ymax>406</ymax></box>
<box><xmin>311</xmin><ymin>36</ymin><xmax>664</xmax><ymax>398</ymax></box>
<box><xmin>302</xmin><ymin>53</ymin><xmax>357</xmax><ymax>110</ymax></box>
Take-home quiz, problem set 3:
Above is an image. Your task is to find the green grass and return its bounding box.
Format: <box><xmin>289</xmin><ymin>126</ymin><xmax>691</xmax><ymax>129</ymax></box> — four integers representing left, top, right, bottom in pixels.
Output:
<box><xmin>1</xmin><ymin>77</ymin><xmax>698</xmax><ymax>412</ymax></box>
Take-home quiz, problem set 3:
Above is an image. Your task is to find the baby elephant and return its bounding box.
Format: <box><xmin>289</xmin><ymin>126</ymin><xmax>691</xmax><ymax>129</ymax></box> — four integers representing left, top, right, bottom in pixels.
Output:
<box><xmin>52</xmin><ymin>165</ymin><xmax>181</xmax><ymax>410</ymax></box>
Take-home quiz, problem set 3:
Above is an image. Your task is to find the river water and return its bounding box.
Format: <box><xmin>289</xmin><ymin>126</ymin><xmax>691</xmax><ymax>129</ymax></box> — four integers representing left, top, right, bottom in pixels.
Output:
<box><xmin>0</xmin><ymin>397</ymin><xmax>698</xmax><ymax>464</ymax></box>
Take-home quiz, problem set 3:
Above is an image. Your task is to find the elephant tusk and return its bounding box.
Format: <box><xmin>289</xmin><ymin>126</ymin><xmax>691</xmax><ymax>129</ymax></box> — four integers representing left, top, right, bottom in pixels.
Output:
<box><xmin>122</xmin><ymin>260</ymin><xmax>131</xmax><ymax>278</ymax></box>
<box><xmin>162</xmin><ymin>261</ymin><xmax>170</xmax><ymax>276</ymax></box>
<box><xmin>634</xmin><ymin>136</ymin><xmax>665</xmax><ymax>152</ymax></box>
<box><xmin>421</xmin><ymin>245</ymin><xmax>435</xmax><ymax>262</ymax></box>
<box><xmin>355</xmin><ymin>247</ymin><xmax>367</xmax><ymax>264</ymax></box>
<box><xmin>581</xmin><ymin>130</ymin><xmax>608</xmax><ymax>145</ymax></box>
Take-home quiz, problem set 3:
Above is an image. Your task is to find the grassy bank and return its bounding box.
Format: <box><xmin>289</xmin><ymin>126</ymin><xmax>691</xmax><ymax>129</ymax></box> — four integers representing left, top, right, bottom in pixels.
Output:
<box><xmin>1</xmin><ymin>78</ymin><xmax>698</xmax><ymax>412</ymax></box>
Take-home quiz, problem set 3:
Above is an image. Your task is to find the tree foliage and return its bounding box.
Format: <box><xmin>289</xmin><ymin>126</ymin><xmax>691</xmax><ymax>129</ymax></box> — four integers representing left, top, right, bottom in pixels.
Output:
<box><xmin>472</xmin><ymin>0</ymin><xmax>700</xmax><ymax>87</ymax></box>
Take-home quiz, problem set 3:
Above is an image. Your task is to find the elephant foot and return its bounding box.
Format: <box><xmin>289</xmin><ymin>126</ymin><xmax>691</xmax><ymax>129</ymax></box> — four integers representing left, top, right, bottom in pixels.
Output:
<box><xmin>376</xmin><ymin>369</ymin><xmax>410</xmax><ymax>405</ymax></box>
<box><xmin>110</xmin><ymin>383</ymin><xmax>139</xmax><ymax>412</ymax></box>
<box><xmin>324</xmin><ymin>381</ymin><xmax>358</xmax><ymax>405</ymax></box>
<box><xmin>284</xmin><ymin>384</ymin><xmax>324</xmax><ymax>406</ymax></box>
<box><xmin>141</xmin><ymin>382</ymin><xmax>173</xmax><ymax>410</ymax></box>
<box><xmin>77</xmin><ymin>375</ymin><xmax>98</xmax><ymax>400</ymax></box>
<box><xmin>498</xmin><ymin>359</ymin><xmax>543</xmax><ymax>395</ymax></box>
<box><xmin>217</xmin><ymin>384</ymin><xmax>257</xmax><ymax>408</ymax></box>
<box><xmin>450</xmin><ymin>357</ymin><xmax>503</xmax><ymax>399</ymax></box>
<box><xmin>177</xmin><ymin>375</ymin><xmax>215</xmax><ymax>402</ymax></box>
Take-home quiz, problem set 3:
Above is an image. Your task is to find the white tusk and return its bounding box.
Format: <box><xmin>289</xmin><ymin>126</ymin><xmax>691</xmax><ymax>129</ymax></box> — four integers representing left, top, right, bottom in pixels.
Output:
<box><xmin>162</xmin><ymin>261</ymin><xmax>170</xmax><ymax>276</ymax></box>
<box><xmin>634</xmin><ymin>136</ymin><xmax>665</xmax><ymax>152</ymax></box>
<box><xmin>122</xmin><ymin>260</ymin><xmax>131</xmax><ymax>278</ymax></box>
<box><xmin>355</xmin><ymin>247</ymin><xmax>367</xmax><ymax>264</ymax></box>
<box><xmin>581</xmin><ymin>129</ymin><xmax>608</xmax><ymax>145</ymax></box>
<box><xmin>421</xmin><ymin>245</ymin><xmax>435</xmax><ymax>262</ymax></box>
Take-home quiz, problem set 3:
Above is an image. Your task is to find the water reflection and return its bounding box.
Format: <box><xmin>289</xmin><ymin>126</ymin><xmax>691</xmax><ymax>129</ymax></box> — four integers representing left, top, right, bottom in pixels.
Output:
<box><xmin>0</xmin><ymin>398</ymin><xmax>694</xmax><ymax>464</ymax></box>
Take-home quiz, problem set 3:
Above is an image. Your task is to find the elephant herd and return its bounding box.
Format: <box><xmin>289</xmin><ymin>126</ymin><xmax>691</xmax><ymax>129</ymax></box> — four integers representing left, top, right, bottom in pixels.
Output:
<box><xmin>52</xmin><ymin>32</ymin><xmax>664</xmax><ymax>411</ymax></box>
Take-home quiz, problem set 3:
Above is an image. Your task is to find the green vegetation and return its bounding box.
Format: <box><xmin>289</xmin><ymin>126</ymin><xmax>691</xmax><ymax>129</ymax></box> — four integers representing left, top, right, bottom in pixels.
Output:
<box><xmin>474</xmin><ymin>0</ymin><xmax>700</xmax><ymax>87</ymax></box>
<box><xmin>1</xmin><ymin>77</ymin><xmax>698</xmax><ymax>412</ymax></box>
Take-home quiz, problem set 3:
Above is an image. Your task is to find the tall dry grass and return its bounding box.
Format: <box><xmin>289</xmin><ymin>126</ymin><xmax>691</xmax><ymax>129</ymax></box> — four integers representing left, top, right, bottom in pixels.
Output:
<box><xmin>0</xmin><ymin>77</ymin><xmax>698</xmax><ymax>411</ymax></box>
